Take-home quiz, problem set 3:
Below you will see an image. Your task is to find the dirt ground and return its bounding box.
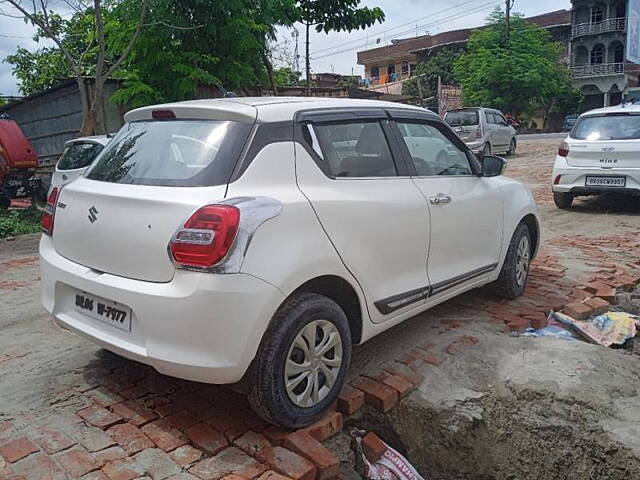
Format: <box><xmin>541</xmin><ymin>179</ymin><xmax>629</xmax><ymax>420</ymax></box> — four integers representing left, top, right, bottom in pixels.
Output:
<box><xmin>1</xmin><ymin>138</ymin><xmax>640</xmax><ymax>479</ymax></box>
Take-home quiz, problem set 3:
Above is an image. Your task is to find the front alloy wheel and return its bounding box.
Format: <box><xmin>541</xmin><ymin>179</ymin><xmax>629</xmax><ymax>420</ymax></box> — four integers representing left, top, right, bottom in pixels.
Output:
<box><xmin>494</xmin><ymin>222</ymin><xmax>532</xmax><ymax>299</ymax></box>
<box><xmin>515</xmin><ymin>235</ymin><xmax>530</xmax><ymax>287</ymax></box>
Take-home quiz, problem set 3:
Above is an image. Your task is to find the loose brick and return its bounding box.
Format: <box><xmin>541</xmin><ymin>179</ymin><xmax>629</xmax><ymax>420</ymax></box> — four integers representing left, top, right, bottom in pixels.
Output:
<box><xmin>142</xmin><ymin>420</ymin><xmax>187</xmax><ymax>452</ymax></box>
<box><xmin>255</xmin><ymin>447</ymin><xmax>316</xmax><ymax>480</ymax></box>
<box><xmin>303</xmin><ymin>411</ymin><xmax>343</xmax><ymax>442</ymax></box>
<box><xmin>257</xmin><ymin>471</ymin><xmax>293</xmax><ymax>480</ymax></box>
<box><xmin>185</xmin><ymin>423</ymin><xmax>228</xmax><ymax>455</ymax></box>
<box><xmin>190</xmin><ymin>447</ymin><xmax>267</xmax><ymax>480</ymax></box>
<box><xmin>164</xmin><ymin>412</ymin><xmax>199</xmax><ymax>431</ymax></box>
<box><xmin>93</xmin><ymin>446</ymin><xmax>126</xmax><ymax>467</ymax></box>
<box><xmin>585</xmin><ymin>297</ymin><xmax>610</xmax><ymax>316</ymax></box>
<box><xmin>55</xmin><ymin>447</ymin><xmax>99</xmax><ymax>477</ymax></box>
<box><xmin>111</xmin><ymin>401</ymin><xmax>158</xmax><ymax>428</ymax></box>
<box><xmin>107</xmin><ymin>423</ymin><xmax>154</xmax><ymax>455</ymax></box>
<box><xmin>368</xmin><ymin>372</ymin><xmax>414</xmax><ymax>397</ymax></box>
<box><xmin>11</xmin><ymin>452</ymin><xmax>66</xmax><ymax>480</ymax></box>
<box><xmin>77</xmin><ymin>405</ymin><xmax>123</xmax><ymax>430</ymax></box>
<box><xmin>0</xmin><ymin>437</ymin><xmax>39</xmax><ymax>463</ymax></box>
<box><xmin>283</xmin><ymin>431</ymin><xmax>339</xmax><ymax>480</ymax></box>
<box><xmin>32</xmin><ymin>425</ymin><xmax>76</xmax><ymax>455</ymax></box>
<box><xmin>170</xmin><ymin>445</ymin><xmax>203</xmax><ymax>467</ymax></box>
<box><xmin>66</xmin><ymin>424</ymin><xmax>116</xmax><ymax>452</ymax></box>
<box><xmin>563</xmin><ymin>301</ymin><xmax>593</xmax><ymax>320</ymax></box>
<box><xmin>336</xmin><ymin>385</ymin><xmax>365</xmax><ymax>416</ymax></box>
<box><xmin>351</xmin><ymin>377</ymin><xmax>398</xmax><ymax>413</ymax></box>
<box><xmin>262</xmin><ymin>426</ymin><xmax>290</xmax><ymax>446</ymax></box>
<box><xmin>361</xmin><ymin>432</ymin><xmax>385</xmax><ymax>463</ymax></box>
<box><xmin>86</xmin><ymin>387</ymin><xmax>124</xmax><ymax>409</ymax></box>
<box><xmin>595</xmin><ymin>286</ymin><xmax>617</xmax><ymax>303</ymax></box>
<box><xmin>233</xmin><ymin>431</ymin><xmax>272</xmax><ymax>456</ymax></box>
<box><xmin>382</xmin><ymin>363</ymin><xmax>425</xmax><ymax>387</ymax></box>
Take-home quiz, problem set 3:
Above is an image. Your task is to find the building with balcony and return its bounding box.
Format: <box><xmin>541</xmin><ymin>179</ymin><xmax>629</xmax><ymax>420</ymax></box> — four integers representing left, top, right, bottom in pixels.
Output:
<box><xmin>570</xmin><ymin>1</ymin><xmax>640</xmax><ymax>110</ymax></box>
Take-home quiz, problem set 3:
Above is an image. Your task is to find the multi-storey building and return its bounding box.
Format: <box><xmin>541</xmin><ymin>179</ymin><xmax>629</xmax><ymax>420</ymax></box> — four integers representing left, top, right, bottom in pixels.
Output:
<box><xmin>570</xmin><ymin>0</ymin><xmax>639</xmax><ymax>110</ymax></box>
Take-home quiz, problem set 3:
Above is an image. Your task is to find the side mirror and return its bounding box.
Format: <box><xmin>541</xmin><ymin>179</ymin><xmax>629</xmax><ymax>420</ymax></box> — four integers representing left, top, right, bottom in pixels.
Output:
<box><xmin>482</xmin><ymin>155</ymin><xmax>506</xmax><ymax>177</ymax></box>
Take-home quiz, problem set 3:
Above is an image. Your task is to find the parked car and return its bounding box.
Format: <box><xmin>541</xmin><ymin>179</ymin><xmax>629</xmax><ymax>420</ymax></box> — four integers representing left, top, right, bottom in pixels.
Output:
<box><xmin>444</xmin><ymin>107</ymin><xmax>517</xmax><ymax>158</ymax></box>
<box><xmin>40</xmin><ymin>98</ymin><xmax>540</xmax><ymax>428</ymax></box>
<box><xmin>50</xmin><ymin>136</ymin><xmax>111</xmax><ymax>190</ymax></box>
<box><xmin>552</xmin><ymin>104</ymin><xmax>640</xmax><ymax>209</ymax></box>
<box><xmin>563</xmin><ymin>114</ymin><xmax>578</xmax><ymax>132</ymax></box>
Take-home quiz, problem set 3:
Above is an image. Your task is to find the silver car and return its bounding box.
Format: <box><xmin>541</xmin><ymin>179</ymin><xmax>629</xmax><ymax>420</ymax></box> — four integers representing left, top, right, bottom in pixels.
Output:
<box><xmin>444</xmin><ymin>107</ymin><xmax>517</xmax><ymax>158</ymax></box>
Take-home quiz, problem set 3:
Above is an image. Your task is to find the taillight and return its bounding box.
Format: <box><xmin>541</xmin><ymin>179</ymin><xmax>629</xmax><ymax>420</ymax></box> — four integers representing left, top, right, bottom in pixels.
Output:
<box><xmin>41</xmin><ymin>187</ymin><xmax>60</xmax><ymax>236</ymax></box>
<box><xmin>554</xmin><ymin>175</ymin><xmax>562</xmax><ymax>185</ymax></box>
<box><xmin>558</xmin><ymin>141</ymin><xmax>569</xmax><ymax>157</ymax></box>
<box><xmin>169</xmin><ymin>205</ymin><xmax>240</xmax><ymax>268</ymax></box>
<box><xmin>475</xmin><ymin>126</ymin><xmax>482</xmax><ymax>138</ymax></box>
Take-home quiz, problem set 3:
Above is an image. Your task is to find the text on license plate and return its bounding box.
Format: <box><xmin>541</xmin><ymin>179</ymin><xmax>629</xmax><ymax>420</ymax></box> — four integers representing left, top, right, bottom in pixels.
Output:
<box><xmin>74</xmin><ymin>292</ymin><xmax>132</xmax><ymax>331</ymax></box>
<box><xmin>585</xmin><ymin>176</ymin><xmax>626</xmax><ymax>187</ymax></box>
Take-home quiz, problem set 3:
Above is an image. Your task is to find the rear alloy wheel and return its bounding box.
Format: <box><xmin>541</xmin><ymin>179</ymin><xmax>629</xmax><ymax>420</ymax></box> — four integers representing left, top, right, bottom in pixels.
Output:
<box><xmin>494</xmin><ymin>223</ymin><xmax>532</xmax><ymax>299</ymax></box>
<box><xmin>553</xmin><ymin>192</ymin><xmax>574</xmax><ymax>209</ymax></box>
<box><xmin>248</xmin><ymin>293</ymin><xmax>351</xmax><ymax>429</ymax></box>
<box><xmin>506</xmin><ymin>138</ymin><xmax>517</xmax><ymax>156</ymax></box>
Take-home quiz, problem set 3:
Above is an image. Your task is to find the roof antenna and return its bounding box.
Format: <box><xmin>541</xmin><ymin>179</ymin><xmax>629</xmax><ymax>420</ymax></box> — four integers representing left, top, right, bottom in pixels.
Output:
<box><xmin>216</xmin><ymin>82</ymin><xmax>238</xmax><ymax>98</ymax></box>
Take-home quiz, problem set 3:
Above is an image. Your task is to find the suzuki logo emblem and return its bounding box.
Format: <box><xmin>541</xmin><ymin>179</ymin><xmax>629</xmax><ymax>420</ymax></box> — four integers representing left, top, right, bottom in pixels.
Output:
<box><xmin>88</xmin><ymin>206</ymin><xmax>99</xmax><ymax>223</ymax></box>
<box><xmin>602</xmin><ymin>146</ymin><xmax>616</xmax><ymax>152</ymax></box>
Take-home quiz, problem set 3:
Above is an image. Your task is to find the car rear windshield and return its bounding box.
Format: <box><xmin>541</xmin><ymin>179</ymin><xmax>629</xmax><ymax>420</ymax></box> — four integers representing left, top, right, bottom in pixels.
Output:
<box><xmin>58</xmin><ymin>142</ymin><xmax>104</xmax><ymax>171</ymax></box>
<box><xmin>444</xmin><ymin>110</ymin><xmax>479</xmax><ymax>127</ymax></box>
<box><xmin>86</xmin><ymin>120</ymin><xmax>252</xmax><ymax>186</ymax></box>
<box><xmin>572</xmin><ymin>114</ymin><xmax>640</xmax><ymax>141</ymax></box>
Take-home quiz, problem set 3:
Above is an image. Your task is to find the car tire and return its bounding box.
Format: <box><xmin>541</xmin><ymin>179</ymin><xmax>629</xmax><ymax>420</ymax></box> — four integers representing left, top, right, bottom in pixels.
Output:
<box><xmin>553</xmin><ymin>192</ymin><xmax>573</xmax><ymax>209</ymax></box>
<box><xmin>506</xmin><ymin>138</ymin><xmax>516</xmax><ymax>156</ymax></box>
<box><xmin>482</xmin><ymin>143</ymin><xmax>491</xmax><ymax>159</ymax></box>
<box><xmin>493</xmin><ymin>223</ymin><xmax>532</xmax><ymax>299</ymax></box>
<box><xmin>247</xmin><ymin>292</ymin><xmax>352</xmax><ymax>429</ymax></box>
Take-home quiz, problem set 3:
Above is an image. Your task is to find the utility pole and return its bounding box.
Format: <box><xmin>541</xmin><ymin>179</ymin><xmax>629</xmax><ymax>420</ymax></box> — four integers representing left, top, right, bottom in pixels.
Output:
<box><xmin>505</xmin><ymin>0</ymin><xmax>515</xmax><ymax>43</ymax></box>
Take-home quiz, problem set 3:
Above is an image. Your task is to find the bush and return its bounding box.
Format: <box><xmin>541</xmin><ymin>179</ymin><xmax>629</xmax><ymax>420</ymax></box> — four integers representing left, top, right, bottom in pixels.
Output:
<box><xmin>0</xmin><ymin>207</ymin><xmax>41</xmax><ymax>239</ymax></box>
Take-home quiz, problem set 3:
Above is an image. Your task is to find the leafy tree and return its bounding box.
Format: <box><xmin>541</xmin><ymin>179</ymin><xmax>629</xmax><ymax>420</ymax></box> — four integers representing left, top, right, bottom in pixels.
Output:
<box><xmin>290</xmin><ymin>0</ymin><xmax>385</xmax><ymax>94</ymax></box>
<box><xmin>454</xmin><ymin>8</ymin><xmax>580</xmax><ymax>122</ymax></box>
<box><xmin>273</xmin><ymin>66</ymin><xmax>301</xmax><ymax>86</ymax></box>
<box><xmin>402</xmin><ymin>48</ymin><xmax>463</xmax><ymax>105</ymax></box>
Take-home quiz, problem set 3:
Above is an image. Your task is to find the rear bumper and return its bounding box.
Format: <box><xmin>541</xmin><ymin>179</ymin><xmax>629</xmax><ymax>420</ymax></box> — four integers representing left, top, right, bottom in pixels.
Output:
<box><xmin>40</xmin><ymin>235</ymin><xmax>285</xmax><ymax>384</ymax></box>
<box><xmin>551</xmin><ymin>156</ymin><xmax>640</xmax><ymax>195</ymax></box>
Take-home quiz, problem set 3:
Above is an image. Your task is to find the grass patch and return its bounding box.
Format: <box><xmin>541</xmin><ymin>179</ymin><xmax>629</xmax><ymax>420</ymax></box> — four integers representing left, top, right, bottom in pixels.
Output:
<box><xmin>0</xmin><ymin>207</ymin><xmax>41</xmax><ymax>239</ymax></box>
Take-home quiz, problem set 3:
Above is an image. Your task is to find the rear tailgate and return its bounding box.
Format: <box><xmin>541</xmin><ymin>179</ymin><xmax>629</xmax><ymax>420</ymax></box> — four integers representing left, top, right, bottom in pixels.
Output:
<box><xmin>567</xmin><ymin>139</ymin><xmax>640</xmax><ymax>169</ymax></box>
<box><xmin>53</xmin><ymin>179</ymin><xmax>227</xmax><ymax>282</ymax></box>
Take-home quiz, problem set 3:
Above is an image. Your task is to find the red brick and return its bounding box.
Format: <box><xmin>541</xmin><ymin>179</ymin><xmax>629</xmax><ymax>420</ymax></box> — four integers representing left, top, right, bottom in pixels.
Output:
<box><xmin>595</xmin><ymin>287</ymin><xmax>617</xmax><ymax>303</ymax></box>
<box><xmin>361</xmin><ymin>432</ymin><xmax>385</xmax><ymax>462</ymax></box>
<box><xmin>503</xmin><ymin>317</ymin><xmax>531</xmax><ymax>333</ymax></box>
<box><xmin>351</xmin><ymin>377</ymin><xmax>398</xmax><ymax>413</ymax></box>
<box><xmin>233</xmin><ymin>431</ymin><xmax>272</xmax><ymax>456</ymax></box>
<box><xmin>100</xmin><ymin>457</ymin><xmax>140</xmax><ymax>480</ymax></box>
<box><xmin>55</xmin><ymin>447</ymin><xmax>99</xmax><ymax>477</ymax></box>
<box><xmin>585</xmin><ymin>297</ymin><xmax>610</xmax><ymax>315</ymax></box>
<box><xmin>165</xmin><ymin>411</ymin><xmax>199</xmax><ymax>431</ymax></box>
<box><xmin>368</xmin><ymin>372</ymin><xmax>414</xmax><ymax>397</ymax></box>
<box><xmin>257</xmin><ymin>471</ymin><xmax>293</xmax><ymax>480</ymax></box>
<box><xmin>382</xmin><ymin>363</ymin><xmax>425</xmax><ymax>387</ymax></box>
<box><xmin>563</xmin><ymin>301</ymin><xmax>593</xmax><ymax>320</ymax></box>
<box><xmin>170</xmin><ymin>445</ymin><xmax>203</xmax><ymax>467</ymax></box>
<box><xmin>77</xmin><ymin>405</ymin><xmax>123</xmax><ymax>430</ymax></box>
<box><xmin>262</xmin><ymin>426</ymin><xmax>290</xmax><ymax>446</ymax></box>
<box><xmin>141</xmin><ymin>419</ymin><xmax>187</xmax><ymax>452</ymax></box>
<box><xmin>185</xmin><ymin>423</ymin><xmax>228</xmax><ymax>455</ymax></box>
<box><xmin>10</xmin><ymin>452</ymin><xmax>64</xmax><ymax>479</ymax></box>
<box><xmin>336</xmin><ymin>385</ymin><xmax>365</xmax><ymax>416</ymax></box>
<box><xmin>283</xmin><ymin>431</ymin><xmax>339</xmax><ymax>480</ymax></box>
<box><xmin>93</xmin><ymin>446</ymin><xmax>126</xmax><ymax>467</ymax></box>
<box><xmin>107</xmin><ymin>423</ymin><xmax>154</xmax><ymax>455</ymax></box>
<box><xmin>31</xmin><ymin>425</ymin><xmax>75</xmax><ymax>455</ymax></box>
<box><xmin>110</xmin><ymin>401</ymin><xmax>158</xmax><ymax>428</ymax></box>
<box><xmin>190</xmin><ymin>447</ymin><xmax>267</xmax><ymax>480</ymax></box>
<box><xmin>0</xmin><ymin>437</ymin><xmax>39</xmax><ymax>463</ymax></box>
<box><xmin>255</xmin><ymin>447</ymin><xmax>316</xmax><ymax>480</ymax></box>
<box><xmin>585</xmin><ymin>281</ymin><xmax>612</xmax><ymax>295</ymax></box>
<box><xmin>81</xmin><ymin>471</ymin><xmax>111</xmax><ymax>480</ymax></box>
<box><xmin>303</xmin><ymin>411</ymin><xmax>343</xmax><ymax>442</ymax></box>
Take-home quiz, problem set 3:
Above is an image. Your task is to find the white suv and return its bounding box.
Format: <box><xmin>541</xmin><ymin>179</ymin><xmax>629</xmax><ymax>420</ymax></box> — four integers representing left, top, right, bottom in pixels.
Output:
<box><xmin>40</xmin><ymin>98</ymin><xmax>540</xmax><ymax>428</ymax></box>
<box><xmin>552</xmin><ymin>104</ymin><xmax>640</xmax><ymax>209</ymax></box>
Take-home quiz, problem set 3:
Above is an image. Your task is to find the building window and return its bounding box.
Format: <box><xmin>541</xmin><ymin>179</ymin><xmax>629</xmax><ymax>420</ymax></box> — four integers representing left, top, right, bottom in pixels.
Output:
<box><xmin>401</xmin><ymin>61</ymin><xmax>409</xmax><ymax>75</ymax></box>
<box><xmin>591</xmin><ymin>44</ymin><xmax>605</xmax><ymax>65</ymax></box>
<box><xmin>616</xmin><ymin>3</ymin><xmax>626</xmax><ymax>18</ymax></box>
<box><xmin>613</xmin><ymin>43</ymin><xmax>624</xmax><ymax>63</ymax></box>
<box><xmin>387</xmin><ymin>64</ymin><xmax>395</xmax><ymax>76</ymax></box>
<box><xmin>590</xmin><ymin>5</ymin><xmax>603</xmax><ymax>24</ymax></box>
<box><xmin>370</xmin><ymin>66</ymin><xmax>379</xmax><ymax>79</ymax></box>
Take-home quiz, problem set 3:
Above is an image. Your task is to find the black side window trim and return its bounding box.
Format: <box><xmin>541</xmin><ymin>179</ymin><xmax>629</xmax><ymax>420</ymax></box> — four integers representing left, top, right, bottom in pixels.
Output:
<box><xmin>389</xmin><ymin>118</ymin><xmax>482</xmax><ymax>177</ymax></box>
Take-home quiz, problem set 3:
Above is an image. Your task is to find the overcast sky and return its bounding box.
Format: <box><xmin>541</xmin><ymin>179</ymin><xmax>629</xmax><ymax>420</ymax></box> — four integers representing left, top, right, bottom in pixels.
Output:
<box><xmin>0</xmin><ymin>0</ymin><xmax>571</xmax><ymax>96</ymax></box>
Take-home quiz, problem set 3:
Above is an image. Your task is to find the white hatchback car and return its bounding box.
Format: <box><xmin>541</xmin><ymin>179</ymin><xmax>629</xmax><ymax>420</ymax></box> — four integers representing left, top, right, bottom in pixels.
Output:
<box><xmin>51</xmin><ymin>136</ymin><xmax>111</xmax><ymax>190</ymax></box>
<box><xmin>40</xmin><ymin>98</ymin><xmax>540</xmax><ymax>428</ymax></box>
<box><xmin>552</xmin><ymin>104</ymin><xmax>640</xmax><ymax>209</ymax></box>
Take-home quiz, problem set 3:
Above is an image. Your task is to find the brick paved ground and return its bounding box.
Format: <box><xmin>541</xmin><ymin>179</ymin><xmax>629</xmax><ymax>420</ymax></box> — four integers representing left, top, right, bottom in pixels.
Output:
<box><xmin>1</xmin><ymin>138</ymin><xmax>640</xmax><ymax>479</ymax></box>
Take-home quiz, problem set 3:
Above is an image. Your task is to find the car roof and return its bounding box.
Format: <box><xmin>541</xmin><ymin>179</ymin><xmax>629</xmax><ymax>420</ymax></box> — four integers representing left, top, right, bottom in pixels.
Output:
<box><xmin>64</xmin><ymin>135</ymin><xmax>111</xmax><ymax>147</ymax></box>
<box><xmin>580</xmin><ymin>103</ymin><xmax>640</xmax><ymax>117</ymax></box>
<box><xmin>125</xmin><ymin>97</ymin><xmax>434</xmax><ymax>124</ymax></box>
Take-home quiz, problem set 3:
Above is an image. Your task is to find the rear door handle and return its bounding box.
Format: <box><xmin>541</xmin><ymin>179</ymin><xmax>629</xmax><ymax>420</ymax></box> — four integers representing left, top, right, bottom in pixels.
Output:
<box><xmin>429</xmin><ymin>193</ymin><xmax>452</xmax><ymax>205</ymax></box>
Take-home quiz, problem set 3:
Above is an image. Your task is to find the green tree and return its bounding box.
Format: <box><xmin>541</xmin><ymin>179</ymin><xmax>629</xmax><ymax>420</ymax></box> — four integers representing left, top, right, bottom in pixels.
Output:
<box><xmin>454</xmin><ymin>8</ymin><xmax>580</xmax><ymax>122</ymax></box>
<box><xmin>273</xmin><ymin>66</ymin><xmax>301</xmax><ymax>86</ymax></box>
<box><xmin>402</xmin><ymin>48</ymin><xmax>463</xmax><ymax>106</ymax></box>
<box><xmin>290</xmin><ymin>0</ymin><xmax>385</xmax><ymax>94</ymax></box>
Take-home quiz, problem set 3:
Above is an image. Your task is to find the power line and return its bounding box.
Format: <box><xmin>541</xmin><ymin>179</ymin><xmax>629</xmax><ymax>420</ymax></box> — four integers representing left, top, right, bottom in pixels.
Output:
<box><xmin>310</xmin><ymin>0</ymin><xmax>501</xmax><ymax>61</ymax></box>
<box><xmin>310</xmin><ymin>0</ymin><xmax>486</xmax><ymax>57</ymax></box>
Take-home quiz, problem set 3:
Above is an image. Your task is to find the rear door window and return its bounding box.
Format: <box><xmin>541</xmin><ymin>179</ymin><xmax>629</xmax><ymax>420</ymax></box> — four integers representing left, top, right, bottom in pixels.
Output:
<box><xmin>310</xmin><ymin>121</ymin><xmax>398</xmax><ymax>178</ymax></box>
<box><xmin>572</xmin><ymin>114</ymin><xmax>640</xmax><ymax>140</ymax></box>
<box><xmin>444</xmin><ymin>110</ymin><xmax>479</xmax><ymax>126</ymax></box>
<box><xmin>57</xmin><ymin>143</ymin><xmax>104</xmax><ymax>171</ymax></box>
<box><xmin>86</xmin><ymin>120</ymin><xmax>252</xmax><ymax>187</ymax></box>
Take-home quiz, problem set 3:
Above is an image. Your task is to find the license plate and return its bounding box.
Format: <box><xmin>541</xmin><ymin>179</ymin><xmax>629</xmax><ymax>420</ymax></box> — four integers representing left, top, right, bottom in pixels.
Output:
<box><xmin>74</xmin><ymin>291</ymin><xmax>132</xmax><ymax>331</ymax></box>
<box><xmin>585</xmin><ymin>176</ymin><xmax>626</xmax><ymax>187</ymax></box>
